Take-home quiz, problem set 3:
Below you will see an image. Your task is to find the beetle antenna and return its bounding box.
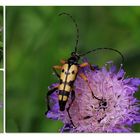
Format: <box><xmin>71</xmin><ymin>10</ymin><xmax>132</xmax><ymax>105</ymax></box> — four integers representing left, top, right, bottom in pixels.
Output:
<box><xmin>79</xmin><ymin>47</ymin><xmax>124</xmax><ymax>64</ymax></box>
<box><xmin>58</xmin><ymin>12</ymin><xmax>79</xmax><ymax>53</ymax></box>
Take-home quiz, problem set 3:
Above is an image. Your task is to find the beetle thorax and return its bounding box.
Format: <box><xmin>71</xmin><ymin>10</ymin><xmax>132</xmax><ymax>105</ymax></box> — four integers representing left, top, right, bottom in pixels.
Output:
<box><xmin>68</xmin><ymin>52</ymin><xmax>80</xmax><ymax>65</ymax></box>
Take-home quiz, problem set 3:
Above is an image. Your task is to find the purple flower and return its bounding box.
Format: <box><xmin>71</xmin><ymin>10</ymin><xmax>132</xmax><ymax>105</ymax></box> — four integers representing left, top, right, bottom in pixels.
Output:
<box><xmin>46</xmin><ymin>62</ymin><xmax>140</xmax><ymax>132</ymax></box>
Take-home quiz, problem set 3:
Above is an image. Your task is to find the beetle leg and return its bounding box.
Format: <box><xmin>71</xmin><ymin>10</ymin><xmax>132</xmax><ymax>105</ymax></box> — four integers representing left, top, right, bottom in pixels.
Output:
<box><xmin>79</xmin><ymin>62</ymin><xmax>95</xmax><ymax>71</ymax></box>
<box><xmin>52</xmin><ymin>65</ymin><xmax>62</xmax><ymax>78</ymax></box>
<box><xmin>60</xmin><ymin>59</ymin><xmax>66</xmax><ymax>64</ymax></box>
<box><xmin>89</xmin><ymin>64</ymin><xmax>95</xmax><ymax>71</ymax></box>
<box><xmin>79</xmin><ymin>73</ymin><xmax>102</xmax><ymax>101</ymax></box>
<box><xmin>46</xmin><ymin>86</ymin><xmax>59</xmax><ymax>114</ymax></box>
<box><xmin>66</xmin><ymin>90</ymin><xmax>76</xmax><ymax>128</ymax></box>
<box><xmin>79</xmin><ymin>62</ymin><xmax>89</xmax><ymax>68</ymax></box>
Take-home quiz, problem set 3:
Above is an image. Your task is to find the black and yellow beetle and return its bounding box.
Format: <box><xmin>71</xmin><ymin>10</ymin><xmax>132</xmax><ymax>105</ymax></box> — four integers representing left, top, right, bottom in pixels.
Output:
<box><xmin>46</xmin><ymin>12</ymin><xmax>124</xmax><ymax>125</ymax></box>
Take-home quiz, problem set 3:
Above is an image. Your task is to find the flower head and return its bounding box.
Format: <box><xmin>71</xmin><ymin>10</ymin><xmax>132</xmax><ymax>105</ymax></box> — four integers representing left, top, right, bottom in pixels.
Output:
<box><xmin>46</xmin><ymin>62</ymin><xmax>140</xmax><ymax>132</ymax></box>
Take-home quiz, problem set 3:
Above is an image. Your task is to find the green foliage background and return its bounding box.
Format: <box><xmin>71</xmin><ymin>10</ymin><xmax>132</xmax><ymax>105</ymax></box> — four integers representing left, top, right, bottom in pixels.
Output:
<box><xmin>0</xmin><ymin>71</ymin><xmax>3</xmax><ymax>132</ymax></box>
<box><xmin>6</xmin><ymin>6</ymin><xmax>140</xmax><ymax>132</ymax></box>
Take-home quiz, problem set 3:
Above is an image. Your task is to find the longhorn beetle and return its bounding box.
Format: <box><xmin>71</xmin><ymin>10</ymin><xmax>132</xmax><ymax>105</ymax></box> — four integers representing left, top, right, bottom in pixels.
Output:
<box><xmin>46</xmin><ymin>12</ymin><xmax>124</xmax><ymax>126</ymax></box>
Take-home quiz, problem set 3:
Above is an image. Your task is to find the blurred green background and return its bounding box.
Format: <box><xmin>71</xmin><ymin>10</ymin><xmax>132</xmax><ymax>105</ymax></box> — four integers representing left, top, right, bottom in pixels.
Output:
<box><xmin>0</xmin><ymin>6</ymin><xmax>3</xmax><ymax>67</ymax></box>
<box><xmin>6</xmin><ymin>6</ymin><xmax>140</xmax><ymax>132</ymax></box>
<box><xmin>0</xmin><ymin>71</ymin><xmax>3</xmax><ymax>132</ymax></box>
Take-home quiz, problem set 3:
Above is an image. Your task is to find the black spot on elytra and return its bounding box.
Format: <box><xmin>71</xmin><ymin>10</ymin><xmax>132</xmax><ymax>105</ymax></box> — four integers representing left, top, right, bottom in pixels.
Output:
<box><xmin>72</xmin><ymin>70</ymin><xmax>75</xmax><ymax>74</ymax></box>
<box><xmin>68</xmin><ymin>80</ymin><xmax>74</xmax><ymax>86</ymax></box>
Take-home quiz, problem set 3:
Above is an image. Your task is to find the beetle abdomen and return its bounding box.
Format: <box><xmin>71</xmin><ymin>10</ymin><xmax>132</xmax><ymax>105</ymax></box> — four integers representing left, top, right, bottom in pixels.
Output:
<box><xmin>58</xmin><ymin>63</ymin><xmax>78</xmax><ymax>111</ymax></box>
<box><xmin>59</xmin><ymin>90</ymin><xmax>69</xmax><ymax>111</ymax></box>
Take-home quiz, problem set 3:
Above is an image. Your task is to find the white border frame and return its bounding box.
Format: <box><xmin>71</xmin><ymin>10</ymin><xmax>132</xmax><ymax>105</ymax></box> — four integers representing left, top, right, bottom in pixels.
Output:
<box><xmin>0</xmin><ymin>0</ymin><xmax>140</xmax><ymax>6</ymax></box>
<box><xmin>0</xmin><ymin>5</ymin><xmax>4</xmax><ymax>133</ymax></box>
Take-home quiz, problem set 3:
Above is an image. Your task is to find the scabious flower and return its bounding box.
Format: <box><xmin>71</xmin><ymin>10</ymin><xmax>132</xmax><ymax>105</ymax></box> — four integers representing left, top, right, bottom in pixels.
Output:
<box><xmin>46</xmin><ymin>62</ymin><xmax>140</xmax><ymax>133</ymax></box>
